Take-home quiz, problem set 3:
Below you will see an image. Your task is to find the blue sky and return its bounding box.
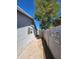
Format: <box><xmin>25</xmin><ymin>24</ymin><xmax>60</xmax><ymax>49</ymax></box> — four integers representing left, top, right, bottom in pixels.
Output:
<box><xmin>17</xmin><ymin>0</ymin><xmax>35</xmax><ymax>17</ymax></box>
<box><xmin>17</xmin><ymin>0</ymin><xmax>61</xmax><ymax>29</ymax></box>
<box><xmin>57</xmin><ymin>0</ymin><xmax>61</xmax><ymax>17</ymax></box>
<box><xmin>17</xmin><ymin>0</ymin><xmax>40</xmax><ymax>29</ymax></box>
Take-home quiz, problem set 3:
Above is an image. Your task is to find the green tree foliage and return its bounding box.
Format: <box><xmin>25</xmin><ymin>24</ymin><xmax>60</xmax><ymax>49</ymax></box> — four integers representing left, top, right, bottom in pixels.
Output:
<box><xmin>35</xmin><ymin>0</ymin><xmax>60</xmax><ymax>29</ymax></box>
<box><xmin>53</xmin><ymin>17</ymin><xmax>61</xmax><ymax>26</ymax></box>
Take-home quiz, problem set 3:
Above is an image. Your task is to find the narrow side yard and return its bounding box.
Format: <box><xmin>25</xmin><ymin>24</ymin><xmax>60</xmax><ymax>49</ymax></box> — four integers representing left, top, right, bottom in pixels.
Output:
<box><xmin>17</xmin><ymin>38</ymin><xmax>45</xmax><ymax>59</ymax></box>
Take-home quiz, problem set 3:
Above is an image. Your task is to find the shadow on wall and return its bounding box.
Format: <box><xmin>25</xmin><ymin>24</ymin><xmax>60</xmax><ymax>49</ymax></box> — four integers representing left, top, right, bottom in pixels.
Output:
<box><xmin>42</xmin><ymin>26</ymin><xmax>61</xmax><ymax>59</ymax></box>
<box><xmin>41</xmin><ymin>37</ymin><xmax>55</xmax><ymax>59</ymax></box>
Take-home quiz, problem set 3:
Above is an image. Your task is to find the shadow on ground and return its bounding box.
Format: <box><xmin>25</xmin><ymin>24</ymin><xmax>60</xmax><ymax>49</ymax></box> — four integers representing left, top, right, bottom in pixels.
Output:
<box><xmin>41</xmin><ymin>37</ymin><xmax>55</xmax><ymax>59</ymax></box>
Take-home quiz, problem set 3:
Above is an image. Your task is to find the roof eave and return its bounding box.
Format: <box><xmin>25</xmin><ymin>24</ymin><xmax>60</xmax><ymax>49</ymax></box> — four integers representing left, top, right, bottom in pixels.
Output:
<box><xmin>17</xmin><ymin>6</ymin><xmax>33</xmax><ymax>19</ymax></box>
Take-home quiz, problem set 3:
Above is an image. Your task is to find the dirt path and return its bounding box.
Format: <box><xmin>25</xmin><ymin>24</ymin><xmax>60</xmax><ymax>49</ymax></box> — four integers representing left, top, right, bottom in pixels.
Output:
<box><xmin>17</xmin><ymin>38</ymin><xmax>46</xmax><ymax>59</ymax></box>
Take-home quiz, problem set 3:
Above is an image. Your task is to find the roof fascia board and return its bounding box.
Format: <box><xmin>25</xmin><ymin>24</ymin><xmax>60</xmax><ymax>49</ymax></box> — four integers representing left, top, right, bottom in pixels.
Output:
<box><xmin>17</xmin><ymin>6</ymin><xmax>33</xmax><ymax>19</ymax></box>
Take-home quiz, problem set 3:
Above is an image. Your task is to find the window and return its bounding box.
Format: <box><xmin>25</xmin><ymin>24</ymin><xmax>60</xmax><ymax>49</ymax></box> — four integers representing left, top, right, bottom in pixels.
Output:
<box><xmin>28</xmin><ymin>27</ymin><xmax>33</xmax><ymax>34</ymax></box>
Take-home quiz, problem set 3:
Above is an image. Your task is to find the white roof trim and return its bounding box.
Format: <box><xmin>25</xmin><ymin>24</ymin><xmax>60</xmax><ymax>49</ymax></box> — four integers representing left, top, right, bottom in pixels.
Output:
<box><xmin>17</xmin><ymin>6</ymin><xmax>33</xmax><ymax>19</ymax></box>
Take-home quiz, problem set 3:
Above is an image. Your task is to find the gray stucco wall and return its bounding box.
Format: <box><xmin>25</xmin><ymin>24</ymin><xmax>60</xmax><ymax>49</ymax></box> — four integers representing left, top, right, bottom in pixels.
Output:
<box><xmin>43</xmin><ymin>26</ymin><xmax>61</xmax><ymax>59</ymax></box>
<box><xmin>17</xmin><ymin>11</ymin><xmax>33</xmax><ymax>28</ymax></box>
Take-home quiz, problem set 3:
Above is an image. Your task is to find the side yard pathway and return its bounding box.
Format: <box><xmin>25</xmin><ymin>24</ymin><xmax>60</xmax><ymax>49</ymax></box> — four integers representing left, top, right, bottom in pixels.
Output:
<box><xmin>17</xmin><ymin>38</ymin><xmax>46</xmax><ymax>59</ymax></box>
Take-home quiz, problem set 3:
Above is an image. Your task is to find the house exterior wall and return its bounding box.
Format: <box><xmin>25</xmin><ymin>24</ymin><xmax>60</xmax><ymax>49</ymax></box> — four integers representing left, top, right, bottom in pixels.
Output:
<box><xmin>17</xmin><ymin>11</ymin><xmax>36</xmax><ymax>55</ymax></box>
<box><xmin>17</xmin><ymin>11</ymin><xmax>33</xmax><ymax>28</ymax></box>
<box><xmin>17</xmin><ymin>26</ymin><xmax>35</xmax><ymax>55</ymax></box>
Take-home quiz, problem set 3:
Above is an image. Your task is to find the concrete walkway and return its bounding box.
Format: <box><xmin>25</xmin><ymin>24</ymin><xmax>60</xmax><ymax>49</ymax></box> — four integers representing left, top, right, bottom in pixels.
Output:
<box><xmin>17</xmin><ymin>38</ymin><xmax>46</xmax><ymax>59</ymax></box>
